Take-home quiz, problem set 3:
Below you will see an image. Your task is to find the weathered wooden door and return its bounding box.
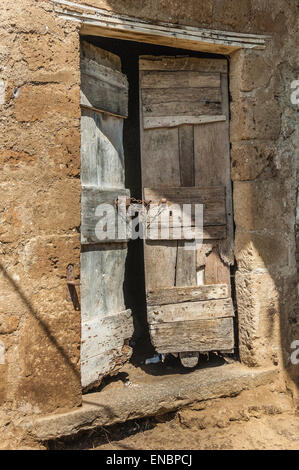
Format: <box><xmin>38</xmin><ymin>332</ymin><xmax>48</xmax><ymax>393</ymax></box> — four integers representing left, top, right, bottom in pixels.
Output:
<box><xmin>139</xmin><ymin>56</ymin><xmax>234</xmax><ymax>366</ymax></box>
<box><xmin>80</xmin><ymin>42</ymin><xmax>133</xmax><ymax>389</ymax></box>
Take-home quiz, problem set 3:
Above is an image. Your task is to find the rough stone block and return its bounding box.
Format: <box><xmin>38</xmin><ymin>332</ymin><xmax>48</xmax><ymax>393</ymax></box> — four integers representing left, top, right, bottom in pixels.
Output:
<box><xmin>233</xmin><ymin>180</ymin><xmax>290</xmax><ymax>232</ymax></box>
<box><xmin>235</xmin><ymin>230</ymin><xmax>289</xmax><ymax>273</ymax></box>
<box><xmin>236</xmin><ymin>271</ymin><xmax>281</xmax><ymax>367</ymax></box>
<box><xmin>230</xmin><ymin>94</ymin><xmax>281</xmax><ymax>141</ymax></box>
<box><xmin>231</xmin><ymin>141</ymin><xmax>276</xmax><ymax>181</ymax></box>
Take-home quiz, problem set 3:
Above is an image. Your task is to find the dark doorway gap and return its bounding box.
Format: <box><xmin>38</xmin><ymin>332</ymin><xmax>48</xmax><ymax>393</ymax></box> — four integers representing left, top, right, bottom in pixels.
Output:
<box><xmin>81</xmin><ymin>35</ymin><xmax>233</xmax><ymax>375</ymax></box>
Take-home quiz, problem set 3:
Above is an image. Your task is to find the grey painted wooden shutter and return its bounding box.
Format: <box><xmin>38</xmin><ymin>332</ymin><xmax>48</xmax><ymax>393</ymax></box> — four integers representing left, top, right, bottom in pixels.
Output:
<box><xmin>139</xmin><ymin>56</ymin><xmax>234</xmax><ymax>365</ymax></box>
<box><xmin>80</xmin><ymin>42</ymin><xmax>133</xmax><ymax>389</ymax></box>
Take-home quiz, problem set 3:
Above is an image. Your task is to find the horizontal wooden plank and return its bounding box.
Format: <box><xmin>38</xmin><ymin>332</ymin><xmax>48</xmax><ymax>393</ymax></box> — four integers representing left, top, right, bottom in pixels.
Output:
<box><xmin>144</xmin><ymin>187</ymin><xmax>226</xmax><ymax>239</ymax></box>
<box><xmin>142</xmin><ymin>88</ymin><xmax>221</xmax><ymax>105</ymax></box>
<box><xmin>80</xmin><ymin>59</ymin><xmax>128</xmax><ymax>117</ymax></box>
<box><xmin>81</xmin><ymin>186</ymin><xmax>130</xmax><ymax>244</ymax></box>
<box><xmin>145</xmin><ymin>186</ymin><xmax>226</xmax><ymax>223</ymax></box>
<box><xmin>81</xmin><ymin>309</ymin><xmax>133</xmax><ymax>389</ymax></box>
<box><xmin>144</xmin><ymin>186</ymin><xmax>226</xmax><ymax>203</ymax></box>
<box><xmin>149</xmin><ymin>317</ymin><xmax>234</xmax><ymax>353</ymax></box>
<box><xmin>143</xmin><ymin>114</ymin><xmax>226</xmax><ymax>129</ymax></box>
<box><xmin>142</xmin><ymin>100</ymin><xmax>222</xmax><ymax>117</ymax></box>
<box><xmin>81</xmin><ymin>40</ymin><xmax>121</xmax><ymax>71</ymax></box>
<box><xmin>140</xmin><ymin>56</ymin><xmax>228</xmax><ymax>73</ymax></box>
<box><xmin>147</xmin><ymin>284</ymin><xmax>229</xmax><ymax>305</ymax></box>
<box><xmin>148</xmin><ymin>298</ymin><xmax>234</xmax><ymax>324</ymax></box>
<box><xmin>81</xmin><ymin>309</ymin><xmax>133</xmax><ymax>361</ymax></box>
<box><xmin>141</xmin><ymin>71</ymin><xmax>220</xmax><ymax>88</ymax></box>
<box><xmin>145</xmin><ymin>225</ymin><xmax>226</xmax><ymax>240</ymax></box>
<box><xmin>147</xmin><ymin>202</ymin><xmax>226</xmax><ymax>226</ymax></box>
<box><xmin>81</xmin><ymin>57</ymin><xmax>128</xmax><ymax>89</ymax></box>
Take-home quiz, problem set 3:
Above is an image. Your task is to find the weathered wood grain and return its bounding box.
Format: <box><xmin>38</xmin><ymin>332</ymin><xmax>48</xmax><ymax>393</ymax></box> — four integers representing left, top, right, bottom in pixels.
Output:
<box><xmin>80</xmin><ymin>43</ymin><xmax>132</xmax><ymax>389</ymax></box>
<box><xmin>140</xmin><ymin>55</ymin><xmax>234</xmax><ymax>356</ymax></box>
<box><xmin>141</xmin><ymin>127</ymin><xmax>181</xmax><ymax>187</ymax></box>
<box><xmin>139</xmin><ymin>56</ymin><xmax>228</xmax><ymax>73</ymax></box>
<box><xmin>148</xmin><ymin>298</ymin><xmax>234</xmax><ymax>324</ymax></box>
<box><xmin>81</xmin><ymin>42</ymin><xmax>128</xmax><ymax>117</ymax></box>
<box><xmin>205</xmin><ymin>249</ymin><xmax>231</xmax><ymax>287</ymax></box>
<box><xmin>149</xmin><ymin>317</ymin><xmax>234</xmax><ymax>353</ymax></box>
<box><xmin>144</xmin><ymin>240</ymin><xmax>177</xmax><ymax>289</ymax></box>
<box><xmin>81</xmin><ymin>187</ymin><xmax>130</xmax><ymax>244</ymax></box>
<box><xmin>81</xmin><ymin>309</ymin><xmax>133</xmax><ymax>389</ymax></box>
<box><xmin>141</xmin><ymin>71</ymin><xmax>220</xmax><ymax>88</ymax></box>
<box><xmin>143</xmin><ymin>115</ymin><xmax>226</xmax><ymax>129</ymax></box>
<box><xmin>142</xmin><ymin>87</ymin><xmax>221</xmax><ymax>105</ymax></box>
<box><xmin>147</xmin><ymin>284</ymin><xmax>228</xmax><ymax>305</ymax></box>
<box><xmin>175</xmin><ymin>241</ymin><xmax>197</xmax><ymax>286</ymax></box>
<box><xmin>143</xmin><ymin>101</ymin><xmax>222</xmax><ymax>118</ymax></box>
<box><xmin>81</xmin><ymin>66</ymin><xmax>128</xmax><ymax>118</ymax></box>
<box><xmin>81</xmin><ymin>109</ymin><xmax>126</xmax><ymax>189</ymax></box>
<box><xmin>81</xmin><ymin>41</ymin><xmax>121</xmax><ymax>71</ymax></box>
<box><xmin>179</xmin><ymin>124</ymin><xmax>194</xmax><ymax>187</ymax></box>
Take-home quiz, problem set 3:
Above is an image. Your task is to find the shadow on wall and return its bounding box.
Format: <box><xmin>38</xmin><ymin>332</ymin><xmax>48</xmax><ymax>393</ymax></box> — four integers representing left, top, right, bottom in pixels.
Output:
<box><xmin>234</xmin><ymin>173</ymin><xmax>299</xmax><ymax>401</ymax></box>
<box><xmin>0</xmin><ymin>261</ymin><xmax>81</xmax><ymax>408</ymax></box>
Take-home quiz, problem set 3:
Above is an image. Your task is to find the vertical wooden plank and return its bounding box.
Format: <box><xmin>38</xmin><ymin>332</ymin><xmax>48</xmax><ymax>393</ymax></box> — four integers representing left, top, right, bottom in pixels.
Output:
<box><xmin>220</xmin><ymin>71</ymin><xmax>234</xmax><ymax>266</ymax></box>
<box><xmin>176</xmin><ymin>124</ymin><xmax>196</xmax><ymax>287</ymax></box>
<box><xmin>144</xmin><ymin>240</ymin><xmax>177</xmax><ymax>289</ymax></box>
<box><xmin>175</xmin><ymin>241</ymin><xmax>197</xmax><ymax>287</ymax></box>
<box><xmin>179</xmin><ymin>124</ymin><xmax>194</xmax><ymax>187</ymax></box>
<box><xmin>141</xmin><ymin>127</ymin><xmax>180</xmax><ymax>187</ymax></box>
<box><xmin>204</xmin><ymin>248</ymin><xmax>231</xmax><ymax>287</ymax></box>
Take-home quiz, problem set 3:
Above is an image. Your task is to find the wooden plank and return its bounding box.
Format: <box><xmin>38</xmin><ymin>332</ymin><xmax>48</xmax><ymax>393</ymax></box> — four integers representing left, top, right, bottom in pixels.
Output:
<box><xmin>142</xmin><ymin>87</ymin><xmax>221</xmax><ymax>105</ymax></box>
<box><xmin>81</xmin><ymin>42</ymin><xmax>128</xmax><ymax>117</ymax></box>
<box><xmin>81</xmin><ymin>187</ymin><xmax>130</xmax><ymax>244</ymax></box>
<box><xmin>176</xmin><ymin>123</ymin><xmax>196</xmax><ymax>287</ymax></box>
<box><xmin>146</xmin><ymin>205</ymin><xmax>226</xmax><ymax>228</ymax></box>
<box><xmin>179</xmin><ymin>125</ymin><xmax>194</xmax><ymax>187</ymax></box>
<box><xmin>80</xmin><ymin>70</ymin><xmax>128</xmax><ymax>117</ymax></box>
<box><xmin>81</xmin><ymin>309</ymin><xmax>133</xmax><ymax>389</ymax></box>
<box><xmin>81</xmin><ymin>40</ymin><xmax>121</xmax><ymax>71</ymax></box>
<box><xmin>205</xmin><ymin>249</ymin><xmax>231</xmax><ymax>286</ymax></box>
<box><xmin>144</xmin><ymin>186</ymin><xmax>226</xmax><ymax>227</ymax></box>
<box><xmin>144</xmin><ymin>186</ymin><xmax>225</xmax><ymax>202</ymax></box>
<box><xmin>145</xmin><ymin>185</ymin><xmax>226</xmax><ymax>239</ymax></box>
<box><xmin>149</xmin><ymin>317</ymin><xmax>234</xmax><ymax>353</ymax></box>
<box><xmin>81</xmin><ymin>309</ymin><xmax>133</xmax><ymax>361</ymax></box>
<box><xmin>141</xmin><ymin>127</ymin><xmax>181</xmax><ymax>187</ymax></box>
<box><xmin>148</xmin><ymin>298</ymin><xmax>234</xmax><ymax>324</ymax></box>
<box><xmin>81</xmin><ymin>108</ymin><xmax>126</xmax><ymax>189</ymax></box>
<box><xmin>141</xmin><ymin>71</ymin><xmax>220</xmax><ymax>88</ymax></box>
<box><xmin>175</xmin><ymin>240</ymin><xmax>197</xmax><ymax>286</ymax></box>
<box><xmin>194</xmin><ymin>121</ymin><xmax>231</xmax><ymax>186</ymax></box>
<box><xmin>81</xmin><ymin>58</ymin><xmax>128</xmax><ymax>89</ymax></box>
<box><xmin>147</xmin><ymin>284</ymin><xmax>229</xmax><ymax>306</ymax></box>
<box><xmin>59</xmin><ymin>4</ymin><xmax>270</xmax><ymax>52</ymax></box>
<box><xmin>81</xmin><ymin>243</ymin><xmax>128</xmax><ymax>323</ymax></box>
<box><xmin>144</xmin><ymin>240</ymin><xmax>177</xmax><ymax>290</ymax></box>
<box><xmin>142</xmin><ymin>100</ymin><xmax>222</xmax><ymax>118</ymax></box>
<box><xmin>140</xmin><ymin>56</ymin><xmax>228</xmax><ymax>73</ymax></box>
<box><xmin>146</xmin><ymin>225</ymin><xmax>226</xmax><ymax>241</ymax></box>
<box><xmin>143</xmin><ymin>115</ymin><xmax>226</xmax><ymax>129</ymax></box>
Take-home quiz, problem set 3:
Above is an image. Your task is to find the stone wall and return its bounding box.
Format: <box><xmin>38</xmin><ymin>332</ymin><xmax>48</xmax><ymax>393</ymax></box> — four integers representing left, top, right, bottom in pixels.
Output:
<box><xmin>0</xmin><ymin>0</ymin><xmax>298</xmax><ymax>448</ymax></box>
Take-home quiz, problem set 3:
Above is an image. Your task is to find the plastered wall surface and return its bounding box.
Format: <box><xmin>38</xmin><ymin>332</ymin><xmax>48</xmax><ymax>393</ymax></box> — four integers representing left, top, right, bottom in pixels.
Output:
<box><xmin>0</xmin><ymin>0</ymin><xmax>298</xmax><ymax>448</ymax></box>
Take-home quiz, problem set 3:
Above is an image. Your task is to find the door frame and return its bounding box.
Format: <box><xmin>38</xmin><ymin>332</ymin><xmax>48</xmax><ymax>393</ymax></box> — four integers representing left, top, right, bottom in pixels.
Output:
<box><xmin>64</xmin><ymin>1</ymin><xmax>274</xmax><ymax>374</ymax></box>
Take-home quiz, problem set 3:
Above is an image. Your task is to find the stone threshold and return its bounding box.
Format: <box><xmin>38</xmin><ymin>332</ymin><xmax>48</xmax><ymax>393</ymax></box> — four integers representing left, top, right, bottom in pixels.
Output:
<box><xmin>22</xmin><ymin>363</ymin><xmax>279</xmax><ymax>441</ymax></box>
